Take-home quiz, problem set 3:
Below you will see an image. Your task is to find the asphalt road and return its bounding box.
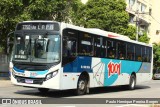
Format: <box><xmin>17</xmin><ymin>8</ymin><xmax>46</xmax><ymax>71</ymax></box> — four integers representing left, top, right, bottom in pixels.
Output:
<box><xmin>0</xmin><ymin>79</ymin><xmax>160</xmax><ymax>107</ymax></box>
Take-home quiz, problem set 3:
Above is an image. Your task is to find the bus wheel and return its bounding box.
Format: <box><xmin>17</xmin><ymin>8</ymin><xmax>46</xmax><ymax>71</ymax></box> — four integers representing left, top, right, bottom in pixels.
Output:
<box><xmin>129</xmin><ymin>74</ymin><xmax>136</xmax><ymax>90</ymax></box>
<box><xmin>76</xmin><ymin>76</ymin><xmax>88</xmax><ymax>95</ymax></box>
<box><xmin>38</xmin><ymin>88</ymin><xmax>49</xmax><ymax>93</ymax></box>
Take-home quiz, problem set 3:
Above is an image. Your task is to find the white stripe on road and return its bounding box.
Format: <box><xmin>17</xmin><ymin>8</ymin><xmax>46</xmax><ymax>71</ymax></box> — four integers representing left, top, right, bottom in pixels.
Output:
<box><xmin>116</xmin><ymin>104</ymin><xmax>147</xmax><ymax>107</ymax></box>
<box><xmin>57</xmin><ymin>106</ymin><xmax>76</xmax><ymax>107</ymax></box>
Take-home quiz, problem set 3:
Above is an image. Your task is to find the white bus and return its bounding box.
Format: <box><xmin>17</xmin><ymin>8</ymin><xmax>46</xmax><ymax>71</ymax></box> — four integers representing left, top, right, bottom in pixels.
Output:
<box><xmin>9</xmin><ymin>21</ymin><xmax>153</xmax><ymax>95</ymax></box>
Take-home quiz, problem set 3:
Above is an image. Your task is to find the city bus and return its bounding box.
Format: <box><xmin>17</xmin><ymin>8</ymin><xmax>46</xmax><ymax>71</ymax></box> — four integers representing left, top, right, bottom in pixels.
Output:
<box><xmin>8</xmin><ymin>20</ymin><xmax>153</xmax><ymax>95</ymax></box>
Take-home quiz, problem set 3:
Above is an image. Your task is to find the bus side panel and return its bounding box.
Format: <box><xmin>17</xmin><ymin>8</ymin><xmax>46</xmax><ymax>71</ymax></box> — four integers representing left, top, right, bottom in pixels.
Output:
<box><xmin>60</xmin><ymin>56</ymin><xmax>152</xmax><ymax>90</ymax></box>
<box><xmin>101</xmin><ymin>59</ymin><xmax>142</xmax><ymax>86</ymax></box>
<box><xmin>101</xmin><ymin>59</ymin><xmax>151</xmax><ymax>86</ymax></box>
<box><xmin>61</xmin><ymin>57</ymin><xmax>106</xmax><ymax>89</ymax></box>
<box><xmin>136</xmin><ymin>63</ymin><xmax>152</xmax><ymax>84</ymax></box>
<box><xmin>60</xmin><ymin>71</ymin><xmax>80</xmax><ymax>90</ymax></box>
<box><xmin>60</xmin><ymin>56</ymin><xmax>92</xmax><ymax>90</ymax></box>
<box><xmin>90</xmin><ymin>57</ymin><xmax>105</xmax><ymax>87</ymax></box>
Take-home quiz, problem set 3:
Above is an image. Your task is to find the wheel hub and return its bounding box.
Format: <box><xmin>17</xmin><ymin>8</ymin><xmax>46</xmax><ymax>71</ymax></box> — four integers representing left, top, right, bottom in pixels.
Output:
<box><xmin>79</xmin><ymin>81</ymin><xmax>85</xmax><ymax>90</ymax></box>
<box><xmin>131</xmin><ymin>78</ymin><xmax>135</xmax><ymax>88</ymax></box>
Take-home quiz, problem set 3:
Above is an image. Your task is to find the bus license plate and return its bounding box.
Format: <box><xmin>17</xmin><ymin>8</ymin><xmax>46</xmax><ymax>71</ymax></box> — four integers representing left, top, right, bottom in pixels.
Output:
<box><xmin>25</xmin><ymin>79</ymin><xmax>33</xmax><ymax>84</ymax></box>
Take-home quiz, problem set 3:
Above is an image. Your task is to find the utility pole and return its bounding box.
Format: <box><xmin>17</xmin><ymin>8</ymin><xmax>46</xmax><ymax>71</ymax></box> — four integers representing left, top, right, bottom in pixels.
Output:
<box><xmin>135</xmin><ymin>9</ymin><xmax>151</xmax><ymax>41</ymax></box>
<box><xmin>136</xmin><ymin>10</ymin><xmax>139</xmax><ymax>41</ymax></box>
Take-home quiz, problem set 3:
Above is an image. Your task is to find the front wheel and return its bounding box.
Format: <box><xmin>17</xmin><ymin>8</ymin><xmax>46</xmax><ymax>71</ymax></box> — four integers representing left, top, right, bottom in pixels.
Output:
<box><xmin>76</xmin><ymin>76</ymin><xmax>88</xmax><ymax>95</ymax></box>
<box><xmin>38</xmin><ymin>88</ymin><xmax>49</xmax><ymax>93</ymax></box>
<box><xmin>128</xmin><ymin>74</ymin><xmax>136</xmax><ymax>90</ymax></box>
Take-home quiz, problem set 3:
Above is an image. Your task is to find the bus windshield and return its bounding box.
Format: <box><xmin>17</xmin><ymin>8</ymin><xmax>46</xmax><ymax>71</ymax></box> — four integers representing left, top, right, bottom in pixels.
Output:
<box><xmin>13</xmin><ymin>33</ymin><xmax>60</xmax><ymax>63</ymax></box>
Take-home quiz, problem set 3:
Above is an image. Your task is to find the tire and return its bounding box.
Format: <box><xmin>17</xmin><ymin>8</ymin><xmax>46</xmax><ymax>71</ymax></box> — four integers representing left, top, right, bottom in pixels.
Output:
<box><xmin>128</xmin><ymin>74</ymin><xmax>136</xmax><ymax>90</ymax></box>
<box><xmin>38</xmin><ymin>88</ymin><xmax>49</xmax><ymax>93</ymax></box>
<box><xmin>76</xmin><ymin>76</ymin><xmax>88</xmax><ymax>95</ymax></box>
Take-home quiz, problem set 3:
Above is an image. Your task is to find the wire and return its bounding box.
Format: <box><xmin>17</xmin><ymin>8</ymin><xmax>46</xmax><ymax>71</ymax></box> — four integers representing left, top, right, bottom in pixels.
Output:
<box><xmin>150</xmin><ymin>15</ymin><xmax>160</xmax><ymax>25</ymax></box>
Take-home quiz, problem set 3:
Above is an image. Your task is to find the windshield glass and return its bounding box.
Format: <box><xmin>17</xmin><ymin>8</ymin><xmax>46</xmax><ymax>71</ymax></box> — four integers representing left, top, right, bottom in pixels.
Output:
<box><xmin>13</xmin><ymin>33</ymin><xmax>60</xmax><ymax>63</ymax></box>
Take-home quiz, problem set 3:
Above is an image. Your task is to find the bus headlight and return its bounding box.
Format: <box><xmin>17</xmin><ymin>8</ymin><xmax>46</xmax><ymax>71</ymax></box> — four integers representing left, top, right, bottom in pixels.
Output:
<box><xmin>45</xmin><ymin>70</ymin><xmax>58</xmax><ymax>81</ymax></box>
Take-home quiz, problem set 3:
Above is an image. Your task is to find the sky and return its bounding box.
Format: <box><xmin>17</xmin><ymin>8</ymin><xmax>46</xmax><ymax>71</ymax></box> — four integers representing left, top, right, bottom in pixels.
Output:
<box><xmin>81</xmin><ymin>0</ymin><xmax>88</xmax><ymax>4</ymax></box>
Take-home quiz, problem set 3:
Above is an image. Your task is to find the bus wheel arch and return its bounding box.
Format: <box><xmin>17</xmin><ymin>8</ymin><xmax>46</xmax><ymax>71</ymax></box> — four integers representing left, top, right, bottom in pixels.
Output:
<box><xmin>129</xmin><ymin>72</ymin><xmax>136</xmax><ymax>90</ymax></box>
<box><xmin>76</xmin><ymin>71</ymin><xmax>90</xmax><ymax>95</ymax></box>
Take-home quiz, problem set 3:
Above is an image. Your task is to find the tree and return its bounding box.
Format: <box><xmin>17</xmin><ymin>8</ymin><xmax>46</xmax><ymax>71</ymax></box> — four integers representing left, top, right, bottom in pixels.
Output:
<box><xmin>0</xmin><ymin>0</ymin><xmax>30</xmax><ymax>53</ymax></box>
<box><xmin>123</xmin><ymin>25</ymin><xmax>150</xmax><ymax>43</ymax></box>
<box><xmin>0</xmin><ymin>0</ymin><xmax>82</xmax><ymax>53</ymax></box>
<box><xmin>138</xmin><ymin>31</ymin><xmax>150</xmax><ymax>43</ymax></box>
<box><xmin>78</xmin><ymin>0</ymin><xmax>129</xmax><ymax>34</ymax></box>
<box><xmin>74</xmin><ymin>0</ymin><xmax>150</xmax><ymax>43</ymax></box>
<box><xmin>153</xmin><ymin>43</ymin><xmax>160</xmax><ymax>69</ymax></box>
<box><xmin>123</xmin><ymin>25</ymin><xmax>136</xmax><ymax>40</ymax></box>
<box><xmin>27</xmin><ymin>0</ymin><xmax>82</xmax><ymax>23</ymax></box>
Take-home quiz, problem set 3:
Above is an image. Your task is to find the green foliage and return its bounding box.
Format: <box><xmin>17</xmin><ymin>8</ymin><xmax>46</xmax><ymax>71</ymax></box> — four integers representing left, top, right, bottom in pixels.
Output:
<box><xmin>153</xmin><ymin>43</ymin><xmax>160</xmax><ymax>69</ymax></box>
<box><xmin>0</xmin><ymin>0</ymin><xmax>150</xmax><ymax>53</ymax></box>
<box><xmin>138</xmin><ymin>31</ymin><xmax>150</xmax><ymax>43</ymax></box>
<box><xmin>0</xmin><ymin>0</ymin><xmax>31</xmax><ymax>53</ymax></box>
<box><xmin>27</xmin><ymin>0</ymin><xmax>82</xmax><ymax>23</ymax></box>
<box><xmin>122</xmin><ymin>25</ymin><xmax>136</xmax><ymax>40</ymax></box>
<box><xmin>121</xmin><ymin>25</ymin><xmax>150</xmax><ymax>43</ymax></box>
<box><xmin>73</xmin><ymin>0</ymin><xmax>150</xmax><ymax>44</ymax></box>
<box><xmin>0</xmin><ymin>46</ymin><xmax>4</xmax><ymax>54</ymax></box>
<box><xmin>0</xmin><ymin>0</ymin><xmax>82</xmax><ymax>53</ymax></box>
<box><xmin>78</xmin><ymin>0</ymin><xmax>129</xmax><ymax>34</ymax></box>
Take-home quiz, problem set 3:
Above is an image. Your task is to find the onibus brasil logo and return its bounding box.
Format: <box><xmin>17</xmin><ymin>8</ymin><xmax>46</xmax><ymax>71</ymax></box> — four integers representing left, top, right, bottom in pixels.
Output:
<box><xmin>107</xmin><ymin>61</ymin><xmax>121</xmax><ymax>77</ymax></box>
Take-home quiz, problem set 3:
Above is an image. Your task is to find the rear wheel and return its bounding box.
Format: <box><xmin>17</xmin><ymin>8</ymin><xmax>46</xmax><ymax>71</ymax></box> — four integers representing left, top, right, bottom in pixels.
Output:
<box><xmin>128</xmin><ymin>74</ymin><xmax>136</xmax><ymax>90</ymax></box>
<box><xmin>76</xmin><ymin>76</ymin><xmax>88</xmax><ymax>95</ymax></box>
<box><xmin>38</xmin><ymin>88</ymin><xmax>49</xmax><ymax>93</ymax></box>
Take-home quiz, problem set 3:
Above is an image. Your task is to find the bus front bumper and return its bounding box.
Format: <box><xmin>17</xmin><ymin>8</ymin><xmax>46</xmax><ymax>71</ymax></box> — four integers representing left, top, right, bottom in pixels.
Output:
<box><xmin>11</xmin><ymin>74</ymin><xmax>61</xmax><ymax>89</ymax></box>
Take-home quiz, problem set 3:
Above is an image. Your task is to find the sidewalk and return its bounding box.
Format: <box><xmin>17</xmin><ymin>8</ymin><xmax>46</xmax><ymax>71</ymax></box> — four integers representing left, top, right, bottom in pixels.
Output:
<box><xmin>0</xmin><ymin>79</ymin><xmax>12</xmax><ymax>88</ymax></box>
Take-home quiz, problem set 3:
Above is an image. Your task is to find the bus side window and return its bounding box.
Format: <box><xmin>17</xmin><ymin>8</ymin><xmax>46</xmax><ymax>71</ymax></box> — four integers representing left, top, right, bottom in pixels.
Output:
<box><xmin>127</xmin><ymin>44</ymin><xmax>135</xmax><ymax>60</ymax></box>
<box><xmin>62</xmin><ymin>29</ymin><xmax>78</xmax><ymax>66</ymax></box>
<box><xmin>128</xmin><ymin>53</ymin><xmax>133</xmax><ymax>60</ymax></box>
<box><xmin>135</xmin><ymin>46</ymin><xmax>142</xmax><ymax>61</ymax></box>
<box><xmin>147</xmin><ymin>47</ymin><xmax>152</xmax><ymax>62</ymax></box>
<box><xmin>117</xmin><ymin>42</ymin><xmax>126</xmax><ymax>60</ymax></box>
<box><xmin>63</xmin><ymin>39</ymin><xmax>77</xmax><ymax>57</ymax></box>
<box><xmin>107</xmin><ymin>40</ymin><xmax>116</xmax><ymax>58</ymax></box>
<box><xmin>101</xmin><ymin>38</ymin><xmax>106</xmax><ymax>57</ymax></box>
<box><xmin>142</xmin><ymin>47</ymin><xmax>147</xmax><ymax>62</ymax></box>
<box><xmin>80</xmin><ymin>33</ymin><xmax>93</xmax><ymax>56</ymax></box>
<box><xmin>63</xmin><ymin>39</ymin><xmax>71</xmax><ymax>57</ymax></box>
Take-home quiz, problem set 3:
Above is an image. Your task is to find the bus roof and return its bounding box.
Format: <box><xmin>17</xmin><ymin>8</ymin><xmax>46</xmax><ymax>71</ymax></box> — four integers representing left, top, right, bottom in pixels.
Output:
<box><xmin>63</xmin><ymin>22</ymin><xmax>152</xmax><ymax>47</ymax></box>
<box><xmin>18</xmin><ymin>20</ymin><xmax>152</xmax><ymax>47</ymax></box>
<box><xmin>21</xmin><ymin>20</ymin><xmax>58</xmax><ymax>23</ymax></box>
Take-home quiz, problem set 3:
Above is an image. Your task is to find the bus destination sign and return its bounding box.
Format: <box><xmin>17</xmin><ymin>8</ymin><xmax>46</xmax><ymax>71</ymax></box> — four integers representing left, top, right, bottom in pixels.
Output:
<box><xmin>16</xmin><ymin>23</ymin><xmax>59</xmax><ymax>31</ymax></box>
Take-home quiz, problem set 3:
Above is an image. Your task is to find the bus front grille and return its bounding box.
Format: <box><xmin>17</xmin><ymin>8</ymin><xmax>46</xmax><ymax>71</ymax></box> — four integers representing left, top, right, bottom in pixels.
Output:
<box><xmin>15</xmin><ymin>76</ymin><xmax>44</xmax><ymax>84</ymax></box>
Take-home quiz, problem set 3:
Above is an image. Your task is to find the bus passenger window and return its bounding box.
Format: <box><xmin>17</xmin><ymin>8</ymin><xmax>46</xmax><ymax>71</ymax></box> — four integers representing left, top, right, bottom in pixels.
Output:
<box><xmin>138</xmin><ymin>56</ymin><xmax>142</xmax><ymax>61</ymax></box>
<box><xmin>117</xmin><ymin>42</ymin><xmax>126</xmax><ymax>59</ymax></box>
<box><xmin>119</xmin><ymin>53</ymin><xmax>124</xmax><ymax>59</ymax></box>
<box><xmin>135</xmin><ymin>46</ymin><xmax>142</xmax><ymax>61</ymax></box>
<box><xmin>127</xmin><ymin>53</ymin><xmax>133</xmax><ymax>60</ymax></box>
<box><xmin>127</xmin><ymin>44</ymin><xmax>135</xmax><ymax>60</ymax></box>
<box><xmin>62</xmin><ymin>29</ymin><xmax>78</xmax><ymax>66</ymax></box>
<box><xmin>80</xmin><ymin>33</ymin><xmax>93</xmax><ymax>56</ymax></box>
<box><xmin>63</xmin><ymin>40</ymin><xmax>71</xmax><ymax>57</ymax></box>
<box><xmin>107</xmin><ymin>40</ymin><xmax>116</xmax><ymax>58</ymax></box>
<box><xmin>108</xmin><ymin>51</ymin><xmax>115</xmax><ymax>58</ymax></box>
<box><xmin>147</xmin><ymin>47</ymin><xmax>152</xmax><ymax>62</ymax></box>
